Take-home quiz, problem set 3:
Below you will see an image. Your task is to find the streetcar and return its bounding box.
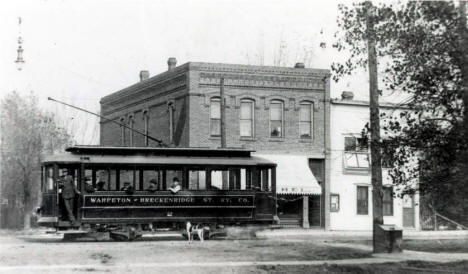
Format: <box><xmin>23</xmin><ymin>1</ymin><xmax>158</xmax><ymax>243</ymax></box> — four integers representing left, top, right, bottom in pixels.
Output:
<box><xmin>36</xmin><ymin>145</ymin><xmax>277</xmax><ymax>240</ymax></box>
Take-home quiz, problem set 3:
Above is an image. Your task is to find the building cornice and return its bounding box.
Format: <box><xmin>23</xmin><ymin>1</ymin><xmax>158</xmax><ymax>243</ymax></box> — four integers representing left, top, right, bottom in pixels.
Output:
<box><xmin>189</xmin><ymin>62</ymin><xmax>330</xmax><ymax>78</ymax></box>
<box><xmin>101</xmin><ymin>62</ymin><xmax>330</xmax><ymax>106</ymax></box>
<box><xmin>198</xmin><ymin>72</ymin><xmax>326</xmax><ymax>90</ymax></box>
<box><xmin>330</xmin><ymin>98</ymin><xmax>409</xmax><ymax>109</ymax></box>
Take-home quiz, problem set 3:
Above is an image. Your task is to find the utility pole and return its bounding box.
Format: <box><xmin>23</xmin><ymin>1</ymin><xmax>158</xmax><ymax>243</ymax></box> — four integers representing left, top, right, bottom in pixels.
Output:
<box><xmin>366</xmin><ymin>1</ymin><xmax>384</xmax><ymax>253</ymax></box>
<box><xmin>220</xmin><ymin>77</ymin><xmax>228</xmax><ymax>189</ymax></box>
<box><xmin>220</xmin><ymin>77</ymin><xmax>227</xmax><ymax>148</ymax></box>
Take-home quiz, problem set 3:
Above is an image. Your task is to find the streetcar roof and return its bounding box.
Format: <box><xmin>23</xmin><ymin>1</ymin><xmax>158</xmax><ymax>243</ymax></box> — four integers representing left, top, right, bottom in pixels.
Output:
<box><xmin>42</xmin><ymin>153</ymin><xmax>276</xmax><ymax>167</ymax></box>
<box><xmin>65</xmin><ymin>145</ymin><xmax>255</xmax><ymax>158</ymax></box>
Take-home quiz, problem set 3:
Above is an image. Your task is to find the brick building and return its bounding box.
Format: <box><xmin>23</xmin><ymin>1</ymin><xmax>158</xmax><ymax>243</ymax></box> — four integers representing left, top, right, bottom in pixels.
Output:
<box><xmin>100</xmin><ymin>59</ymin><xmax>331</xmax><ymax>229</ymax></box>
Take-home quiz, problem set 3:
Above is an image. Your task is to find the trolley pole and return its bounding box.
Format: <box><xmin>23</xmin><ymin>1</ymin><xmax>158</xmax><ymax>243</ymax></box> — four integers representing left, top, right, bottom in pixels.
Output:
<box><xmin>220</xmin><ymin>77</ymin><xmax>227</xmax><ymax>148</ymax></box>
<box><xmin>366</xmin><ymin>1</ymin><xmax>384</xmax><ymax>253</ymax></box>
<box><xmin>47</xmin><ymin>97</ymin><xmax>165</xmax><ymax>146</ymax></box>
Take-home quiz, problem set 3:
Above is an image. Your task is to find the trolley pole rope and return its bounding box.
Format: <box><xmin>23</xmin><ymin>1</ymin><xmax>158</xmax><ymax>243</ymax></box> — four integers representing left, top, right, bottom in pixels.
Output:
<box><xmin>47</xmin><ymin>97</ymin><xmax>165</xmax><ymax>146</ymax></box>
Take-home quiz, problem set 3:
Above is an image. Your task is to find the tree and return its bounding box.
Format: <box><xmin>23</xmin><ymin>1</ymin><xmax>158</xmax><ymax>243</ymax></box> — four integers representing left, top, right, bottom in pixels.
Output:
<box><xmin>334</xmin><ymin>1</ymin><xmax>468</xmax><ymax>226</ymax></box>
<box><xmin>0</xmin><ymin>91</ymin><xmax>72</xmax><ymax>229</ymax></box>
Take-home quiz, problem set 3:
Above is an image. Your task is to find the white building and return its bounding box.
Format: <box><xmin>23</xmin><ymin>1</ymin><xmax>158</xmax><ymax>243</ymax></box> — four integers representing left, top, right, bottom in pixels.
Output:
<box><xmin>329</xmin><ymin>92</ymin><xmax>420</xmax><ymax>231</ymax></box>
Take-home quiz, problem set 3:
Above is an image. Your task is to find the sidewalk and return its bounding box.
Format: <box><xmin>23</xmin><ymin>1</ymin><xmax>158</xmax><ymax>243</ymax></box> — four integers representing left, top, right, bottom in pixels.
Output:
<box><xmin>257</xmin><ymin>228</ymin><xmax>468</xmax><ymax>240</ymax></box>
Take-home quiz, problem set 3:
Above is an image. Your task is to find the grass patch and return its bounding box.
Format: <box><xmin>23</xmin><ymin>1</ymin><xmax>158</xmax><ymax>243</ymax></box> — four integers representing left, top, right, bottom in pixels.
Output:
<box><xmin>256</xmin><ymin>260</ymin><xmax>468</xmax><ymax>273</ymax></box>
<box><xmin>403</xmin><ymin>239</ymin><xmax>468</xmax><ymax>253</ymax></box>
<box><xmin>331</xmin><ymin>238</ymin><xmax>468</xmax><ymax>253</ymax></box>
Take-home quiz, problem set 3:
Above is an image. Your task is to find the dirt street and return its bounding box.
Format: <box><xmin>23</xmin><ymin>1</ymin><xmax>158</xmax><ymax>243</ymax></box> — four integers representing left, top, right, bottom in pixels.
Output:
<box><xmin>0</xmin><ymin>231</ymin><xmax>369</xmax><ymax>274</ymax></box>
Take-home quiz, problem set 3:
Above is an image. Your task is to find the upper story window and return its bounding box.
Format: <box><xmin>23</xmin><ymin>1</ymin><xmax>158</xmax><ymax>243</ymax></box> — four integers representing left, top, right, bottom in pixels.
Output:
<box><xmin>210</xmin><ymin>98</ymin><xmax>221</xmax><ymax>137</ymax></box>
<box><xmin>381</xmin><ymin>139</ymin><xmax>393</xmax><ymax>168</ymax></box>
<box><xmin>344</xmin><ymin>136</ymin><xmax>369</xmax><ymax>170</ymax></box>
<box><xmin>143</xmin><ymin>110</ymin><xmax>149</xmax><ymax>146</ymax></box>
<box><xmin>120</xmin><ymin>117</ymin><xmax>126</xmax><ymax>146</ymax></box>
<box><xmin>128</xmin><ymin>115</ymin><xmax>134</xmax><ymax>146</ymax></box>
<box><xmin>299</xmin><ymin>102</ymin><xmax>313</xmax><ymax>138</ymax></box>
<box><xmin>240</xmin><ymin>99</ymin><xmax>254</xmax><ymax>137</ymax></box>
<box><xmin>345</xmin><ymin>136</ymin><xmax>368</xmax><ymax>152</ymax></box>
<box><xmin>270</xmin><ymin>100</ymin><xmax>283</xmax><ymax>138</ymax></box>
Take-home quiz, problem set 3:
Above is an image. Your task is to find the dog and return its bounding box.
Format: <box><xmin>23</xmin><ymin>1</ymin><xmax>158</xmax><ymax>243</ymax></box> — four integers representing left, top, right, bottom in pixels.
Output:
<box><xmin>186</xmin><ymin>221</ymin><xmax>209</xmax><ymax>242</ymax></box>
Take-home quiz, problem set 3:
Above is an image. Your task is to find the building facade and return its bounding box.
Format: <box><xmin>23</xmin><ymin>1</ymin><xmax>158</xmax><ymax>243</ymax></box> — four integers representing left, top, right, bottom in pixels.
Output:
<box><xmin>100</xmin><ymin>59</ymin><xmax>330</xmax><ymax>229</ymax></box>
<box><xmin>329</xmin><ymin>93</ymin><xmax>420</xmax><ymax>230</ymax></box>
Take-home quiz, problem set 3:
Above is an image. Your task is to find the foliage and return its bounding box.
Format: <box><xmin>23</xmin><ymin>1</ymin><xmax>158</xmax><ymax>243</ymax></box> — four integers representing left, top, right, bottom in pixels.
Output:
<box><xmin>333</xmin><ymin>1</ymin><xmax>468</xmax><ymax>224</ymax></box>
<box><xmin>0</xmin><ymin>91</ymin><xmax>72</xmax><ymax>228</ymax></box>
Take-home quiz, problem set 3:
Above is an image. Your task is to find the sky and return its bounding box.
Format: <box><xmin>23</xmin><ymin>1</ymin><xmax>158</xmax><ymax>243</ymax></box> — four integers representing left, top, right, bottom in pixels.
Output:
<box><xmin>0</xmin><ymin>0</ymin><xmax>394</xmax><ymax>145</ymax></box>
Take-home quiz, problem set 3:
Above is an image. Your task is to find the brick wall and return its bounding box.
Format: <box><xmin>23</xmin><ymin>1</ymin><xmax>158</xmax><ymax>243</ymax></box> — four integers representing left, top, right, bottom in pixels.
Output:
<box><xmin>100</xmin><ymin>62</ymin><xmax>330</xmax><ymax>155</ymax></box>
<box><xmin>188</xmin><ymin>87</ymin><xmax>326</xmax><ymax>154</ymax></box>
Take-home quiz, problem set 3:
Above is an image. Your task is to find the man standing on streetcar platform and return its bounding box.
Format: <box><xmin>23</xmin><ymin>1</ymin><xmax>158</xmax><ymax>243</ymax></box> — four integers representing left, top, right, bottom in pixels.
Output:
<box><xmin>59</xmin><ymin>169</ymin><xmax>81</xmax><ymax>225</ymax></box>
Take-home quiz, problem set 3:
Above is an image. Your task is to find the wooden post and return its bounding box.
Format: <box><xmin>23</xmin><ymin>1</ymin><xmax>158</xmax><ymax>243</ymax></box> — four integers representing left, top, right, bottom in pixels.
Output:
<box><xmin>302</xmin><ymin>196</ymin><xmax>310</xmax><ymax>228</ymax></box>
<box><xmin>365</xmin><ymin>1</ymin><xmax>384</xmax><ymax>253</ymax></box>
<box><xmin>206</xmin><ymin>169</ymin><xmax>212</xmax><ymax>190</ymax></box>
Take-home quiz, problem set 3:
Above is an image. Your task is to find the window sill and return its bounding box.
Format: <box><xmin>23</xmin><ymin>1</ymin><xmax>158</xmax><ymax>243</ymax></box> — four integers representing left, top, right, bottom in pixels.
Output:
<box><xmin>299</xmin><ymin>138</ymin><xmax>312</xmax><ymax>143</ymax></box>
<box><xmin>268</xmin><ymin>138</ymin><xmax>284</xmax><ymax>142</ymax></box>
<box><xmin>240</xmin><ymin>137</ymin><xmax>256</xmax><ymax>141</ymax></box>
<box><xmin>343</xmin><ymin>168</ymin><xmax>370</xmax><ymax>175</ymax></box>
<box><xmin>209</xmin><ymin>136</ymin><xmax>221</xmax><ymax>140</ymax></box>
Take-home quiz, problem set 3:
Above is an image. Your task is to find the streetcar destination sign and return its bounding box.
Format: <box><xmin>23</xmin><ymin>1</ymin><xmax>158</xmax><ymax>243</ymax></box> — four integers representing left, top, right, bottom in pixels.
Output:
<box><xmin>83</xmin><ymin>195</ymin><xmax>255</xmax><ymax>207</ymax></box>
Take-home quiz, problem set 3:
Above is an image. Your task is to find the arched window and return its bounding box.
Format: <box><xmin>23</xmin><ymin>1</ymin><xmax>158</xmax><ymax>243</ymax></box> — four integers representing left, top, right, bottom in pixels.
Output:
<box><xmin>270</xmin><ymin>100</ymin><xmax>283</xmax><ymax>138</ymax></box>
<box><xmin>143</xmin><ymin>110</ymin><xmax>149</xmax><ymax>146</ymax></box>
<box><xmin>120</xmin><ymin>117</ymin><xmax>126</xmax><ymax>146</ymax></box>
<box><xmin>240</xmin><ymin>99</ymin><xmax>254</xmax><ymax>137</ymax></box>
<box><xmin>299</xmin><ymin>102</ymin><xmax>313</xmax><ymax>138</ymax></box>
<box><xmin>210</xmin><ymin>98</ymin><xmax>221</xmax><ymax>136</ymax></box>
<box><xmin>128</xmin><ymin>115</ymin><xmax>134</xmax><ymax>146</ymax></box>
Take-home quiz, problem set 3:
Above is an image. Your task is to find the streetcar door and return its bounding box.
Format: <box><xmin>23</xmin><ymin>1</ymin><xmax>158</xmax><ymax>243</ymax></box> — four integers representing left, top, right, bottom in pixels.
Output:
<box><xmin>57</xmin><ymin>166</ymin><xmax>80</xmax><ymax>222</ymax></box>
<box><xmin>40</xmin><ymin>165</ymin><xmax>58</xmax><ymax>217</ymax></box>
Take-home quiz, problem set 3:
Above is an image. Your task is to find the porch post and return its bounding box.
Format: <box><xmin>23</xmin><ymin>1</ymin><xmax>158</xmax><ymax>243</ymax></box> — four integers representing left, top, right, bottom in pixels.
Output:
<box><xmin>302</xmin><ymin>195</ymin><xmax>310</xmax><ymax>228</ymax></box>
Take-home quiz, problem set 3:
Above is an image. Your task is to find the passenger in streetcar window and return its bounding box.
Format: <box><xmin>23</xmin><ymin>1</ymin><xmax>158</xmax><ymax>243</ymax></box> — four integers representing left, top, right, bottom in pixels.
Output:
<box><xmin>96</xmin><ymin>181</ymin><xmax>106</xmax><ymax>191</ymax></box>
<box><xmin>169</xmin><ymin>177</ymin><xmax>181</xmax><ymax>194</ymax></box>
<box><xmin>58</xmin><ymin>169</ymin><xmax>81</xmax><ymax>225</ymax></box>
<box><xmin>146</xmin><ymin>179</ymin><xmax>159</xmax><ymax>192</ymax></box>
<box><xmin>121</xmin><ymin>181</ymin><xmax>134</xmax><ymax>194</ymax></box>
<box><xmin>84</xmin><ymin>177</ymin><xmax>95</xmax><ymax>193</ymax></box>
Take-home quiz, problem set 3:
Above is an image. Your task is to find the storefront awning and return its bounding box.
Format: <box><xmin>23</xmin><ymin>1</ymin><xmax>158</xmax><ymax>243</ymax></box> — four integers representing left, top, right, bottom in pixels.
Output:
<box><xmin>253</xmin><ymin>154</ymin><xmax>322</xmax><ymax>195</ymax></box>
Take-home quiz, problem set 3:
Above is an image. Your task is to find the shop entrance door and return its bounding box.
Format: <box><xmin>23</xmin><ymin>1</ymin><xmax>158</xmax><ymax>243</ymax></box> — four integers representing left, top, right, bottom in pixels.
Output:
<box><xmin>403</xmin><ymin>195</ymin><xmax>415</xmax><ymax>228</ymax></box>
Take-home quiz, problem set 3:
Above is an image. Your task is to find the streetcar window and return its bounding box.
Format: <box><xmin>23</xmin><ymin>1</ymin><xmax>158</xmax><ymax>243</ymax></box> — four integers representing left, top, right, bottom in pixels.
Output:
<box><xmin>120</xmin><ymin>169</ymin><xmax>135</xmax><ymax>190</ymax></box>
<box><xmin>165</xmin><ymin>170</ymin><xmax>183</xmax><ymax>190</ymax></box>
<box><xmin>188</xmin><ymin>170</ymin><xmax>206</xmax><ymax>190</ymax></box>
<box><xmin>258</xmin><ymin>168</ymin><xmax>272</xmax><ymax>191</ymax></box>
<box><xmin>210</xmin><ymin>170</ymin><xmax>224</xmax><ymax>190</ymax></box>
<box><xmin>240</xmin><ymin>169</ymin><xmax>247</xmax><ymax>190</ymax></box>
<box><xmin>95</xmin><ymin>170</ymin><xmax>110</xmax><ymax>191</ymax></box>
<box><xmin>261</xmin><ymin>169</ymin><xmax>268</xmax><ymax>191</ymax></box>
<box><xmin>210</xmin><ymin>169</ymin><xmax>247</xmax><ymax>190</ymax></box>
<box><xmin>229</xmin><ymin>169</ymin><xmax>241</xmax><ymax>190</ymax></box>
<box><xmin>109</xmin><ymin>170</ymin><xmax>117</xmax><ymax>190</ymax></box>
<box><xmin>84</xmin><ymin>169</ymin><xmax>93</xmax><ymax>188</ymax></box>
<box><xmin>143</xmin><ymin>170</ymin><xmax>162</xmax><ymax>190</ymax></box>
<box><xmin>46</xmin><ymin>166</ymin><xmax>54</xmax><ymax>192</ymax></box>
